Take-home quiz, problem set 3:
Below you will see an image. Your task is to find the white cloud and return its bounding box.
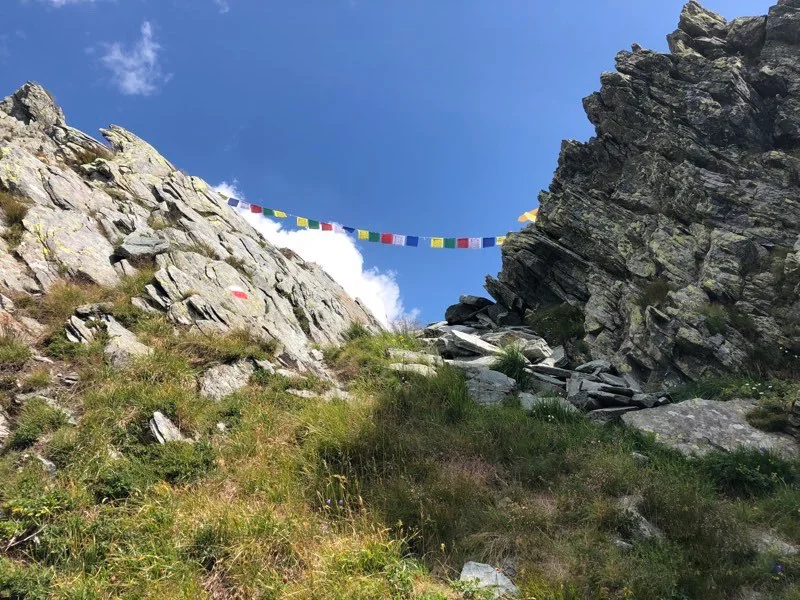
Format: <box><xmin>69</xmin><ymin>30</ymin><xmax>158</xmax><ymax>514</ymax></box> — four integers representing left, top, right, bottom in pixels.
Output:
<box><xmin>39</xmin><ymin>0</ymin><xmax>103</xmax><ymax>5</ymax></box>
<box><xmin>213</xmin><ymin>181</ymin><xmax>413</xmax><ymax>327</ymax></box>
<box><xmin>214</xmin><ymin>0</ymin><xmax>230</xmax><ymax>13</ymax></box>
<box><xmin>101</xmin><ymin>21</ymin><xmax>169</xmax><ymax>96</ymax></box>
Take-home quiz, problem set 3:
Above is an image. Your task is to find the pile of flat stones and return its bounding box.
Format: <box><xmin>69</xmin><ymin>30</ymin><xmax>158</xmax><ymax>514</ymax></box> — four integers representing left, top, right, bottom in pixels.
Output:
<box><xmin>396</xmin><ymin>295</ymin><xmax>672</xmax><ymax>422</ymax></box>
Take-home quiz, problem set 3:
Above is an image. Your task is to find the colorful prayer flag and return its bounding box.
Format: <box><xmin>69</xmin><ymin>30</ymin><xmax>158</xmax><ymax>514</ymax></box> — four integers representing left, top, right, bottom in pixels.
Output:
<box><xmin>496</xmin><ymin>236</ymin><xmax>507</xmax><ymax>245</ymax></box>
<box><xmin>457</xmin><ymin>238</ymin><xmax>469</xmax><ymax>249</ymax></box>
<box><xmin>238</xmin><ymin>201</ymin><xmax>251</xmax><ymax>211</ymax></box>
<box><xmin>444</xmin><ymin>238</ymin><xmax>456</xmax><ymax>249</ymax></box>
<box><xmin>368</xmin><ymin>232</ymin><xmax>380</xmax><ymax>243</ymax></box>
<box><xmin>308</xmin><ymin>220</ymin><xmax>320</xmax><ymax>230</ymax></box>
<box><xmin>250</xmin><ymin>204</ymin><xmax>263</xmax><ymax>214</ymax></box>
<box><xmin>273</xmin><ymin>210</ymin><xmax>287</xmax><ymax>218</ymax></box>
<box><xmin>321</xmin><ymin>223</ymin><xmax>333</xmax><ymax>231</ymax></box>
<box><xmin>431</xmin><ymin>238</ymin><xmax>444</xmax><ymax>249</ymax></box>
<box><xmin>406</xmin><ymin>236</ymin><xmax>419</xmax><ymax>247</ymax></box>
<box><xmin>333</xmin><ymin>224</ymin><xmax>345</xmax><ymax>233</ymax></box>
<box><xmin>357</xmin><ymin>230</ymin><xmax>369</xmax><ymax>240</ymax></box>
<box><xmin>392</xmin><ymin>234</ymin><xmax>406</xmax><ymax>246</ymax></box>
<box><xmin>297</xmin><ymin>217</ymin><xmax>309</xmax><ymax>228</ymax></box>
<box><xmin>345</xmin><ymin>227</ymin><xmax>356</xmax><ymax>234</ymax></box>
<box><xmin>468</xmin><ymin>238</ymin><xmax>481</xmax><ymax>249</ymax></box>
<box><xmin>226</xmin><ymin>198</ymin><xmax>239</xmax><ymax>207</ymax></box>
<box><xmin>380</xmin><ymin>233</ymin><xmax>393</xmax><ymax>244</ymax></box>
<box><xmin>482</xmin><ymin>237</ymin><xmax>495</xmax><ymax>248</ymax></box>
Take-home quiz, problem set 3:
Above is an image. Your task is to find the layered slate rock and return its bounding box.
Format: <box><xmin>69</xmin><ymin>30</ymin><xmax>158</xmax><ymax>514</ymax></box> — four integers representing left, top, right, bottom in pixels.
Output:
<box><xmin>485</xmin><ymin>1</ymin><xmax>800</xmax><ymax>386</ymax></box>
<box><xmin>0</xmin><ymin>83</ymin><xmax>381</xmax><ymax>372</ymax></box>
<box><xmin>622</xmin><ymin>398</ymin><xmax>800</xmax><ymax>457</ymax></box>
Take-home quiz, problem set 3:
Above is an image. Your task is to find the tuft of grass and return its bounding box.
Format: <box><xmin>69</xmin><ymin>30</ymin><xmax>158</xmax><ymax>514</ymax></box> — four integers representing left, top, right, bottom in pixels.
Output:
<box><xmin>293</xmin><ymin>306</ymin><xmax>311</xmax><ymax>336</ymax></box>
<box><xmin>8</xmin><ymin>398</ymin><xmax>69</xmax><ymax>449</ymax></box>
<box><xmin>71</xmin><ymin>145</ymin><xmax>113</xmax><ymax>166</ymax></box>
<box><xmin>344</xmin><ymin>322</ymin><xmax>371</xmax><ymax>342</ymax></box>
<box><xmin>526</xmin><ymin>303</ymin><xmax>585</xmax><ymax>346</ymax></box>
<box><xmin>0</xmin><ymin>190</ymin><xmax>32</xmax><ymax>249</ymax></box>
<box><xmin>19</xmin><ymin>368</ymin><xmax>52</xmax><ymax>393</ymax></box>
<box><xmin>491</xmin><ymin>344</ymin><xmax>530</xmax><ymax>389</ymax></box>
<box><xmin>176</xmin><ymin>329</ymin><xmax>275</xmax><ymax>366</ymax></box>
<box><xmin>699</xmin><ymin>448</ymin><xmax>798</xmax><ymax>497</ymax></box>
<box><xmin>0</xmin><ymin>327</ymin><xmax>31</xmax><ymax>370</ymax></box>
<box><xmin>224</xmin><ymin>255</ymin><xmax>248</xmax><ymax>273</ymax></box>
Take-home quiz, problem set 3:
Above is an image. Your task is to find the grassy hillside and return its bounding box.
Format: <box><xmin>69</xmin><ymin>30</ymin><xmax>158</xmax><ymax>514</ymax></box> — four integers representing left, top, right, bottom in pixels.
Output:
<box><xmin>1</xmin><ymin>281</ymin><xmax>799</xmax><ymax>598</ymax></box>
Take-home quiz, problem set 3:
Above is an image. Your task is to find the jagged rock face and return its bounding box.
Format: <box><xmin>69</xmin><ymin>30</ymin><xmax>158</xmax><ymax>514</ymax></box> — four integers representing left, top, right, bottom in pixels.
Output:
<box><xmin>0</xmin><ymin>82</ymin><xmax>380</xmax><ymax>370</ymax></box>
<box><xmin>488</xmin><ymin>1</ymin><xmax>800</xmax><ymax>385</ymax></box>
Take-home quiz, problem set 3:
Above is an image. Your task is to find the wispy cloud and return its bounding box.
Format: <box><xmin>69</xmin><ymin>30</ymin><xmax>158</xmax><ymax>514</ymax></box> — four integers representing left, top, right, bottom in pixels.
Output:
<box><xmin>213</xmin><ymin>180</ymin><xmax>415</xmax><ymax>327</ymax></box>
<box><xmin>101</xmin><ymin>21</ymin><xmax>169</xmax><ymax>96</ymax></box>
<box><xmin>39</xmin><ymin>0</ymin><xmax>104</xmax><ymax>5</ymax></box>
<box><xmin>213</xmin><ymin>0</ymin><xmax>230</xmax><ymax>14</ymax></box>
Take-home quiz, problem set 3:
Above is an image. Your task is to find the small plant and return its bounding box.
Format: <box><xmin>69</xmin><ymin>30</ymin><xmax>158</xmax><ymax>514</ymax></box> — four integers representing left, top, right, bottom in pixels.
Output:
<box><xmin>526</xmin><ymin>303</ymin><xmax>585</xmax><ymax>345</ymax></box>
<box><xmin>492</xmin><ymin>345</ymin><xmax>530</xmax><ymax>389</ymax></box>
<box><xmin>699</xmin><ymin>303</ymin><xmax>727</xmax><ymax>335</ymax></box>
<box><xmin>71</xmin><ymin>145</ymin><xmax>113</xmax><ymax>166</ymax></box>
<box><xmin>19</xmin><ymin>368</ymin><xmax>52</xmax><ymax>393</ymax></box>
<box><xmin>637</xmin><ymin>278</ymin><xmax>672</xmax><ymax>309</ymax></box>
<box><xmin>344</xmin><ymin>322</ymin><xmax>371</xmax><ymax>341</ymax></box>
<box><xmin>224</xmin><ymin>255</ymin><xmax>248</xmax><ymax>273</ymax></box>
<box><xmin>184</xmin><ymin>242</ymin><xmax>219</xmax><ymax>259</ymax></box>
<box><xmin>177</xmin><ymin>329</ymin><xmax>275</xmax><ymax>366</ymax></box>
<box><xmin>700</xmin><ymin>447</ymin><xmax>798</xmax><ymax>497</ymax></box>
<box><xmin>294</xmin><ymin>306</ymin><xmax>311</xmax><ymax>335</ymax></box>
<box><xmin>0</xmin><ymin>327</ymin><xmax>31</xmax><ymax>370</ymax></box>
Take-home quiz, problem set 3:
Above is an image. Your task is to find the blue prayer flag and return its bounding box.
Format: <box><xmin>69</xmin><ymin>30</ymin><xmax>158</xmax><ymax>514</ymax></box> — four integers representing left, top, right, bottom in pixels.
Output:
<box><xmin>227</xmin><ymin>198</ymin><xmax>239</xmax><ymax>207</ymax></box>
<box><xmin>482</xmin><ymin>237</ymin><xmax>496</xmax><ymax>248</ymax></box>
<box><xmin>405</xmin><ymin>236</ymin><xmax>419</xmax><ymax>247</ymax></box>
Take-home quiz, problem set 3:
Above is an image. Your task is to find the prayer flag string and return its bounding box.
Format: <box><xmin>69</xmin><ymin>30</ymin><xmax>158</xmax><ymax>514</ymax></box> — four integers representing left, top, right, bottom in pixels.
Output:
<box><xmin>222</xmin><ymin>195</ymin><xmax>520</xmax><ymax>249</ymax></box>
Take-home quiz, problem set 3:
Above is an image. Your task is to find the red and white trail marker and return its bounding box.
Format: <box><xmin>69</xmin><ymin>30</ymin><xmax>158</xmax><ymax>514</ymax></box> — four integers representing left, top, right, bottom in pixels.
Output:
<box><xmin>229</xmin><ymin>286</ymin><xmax>249</xmax><ymax>300</ymax></box>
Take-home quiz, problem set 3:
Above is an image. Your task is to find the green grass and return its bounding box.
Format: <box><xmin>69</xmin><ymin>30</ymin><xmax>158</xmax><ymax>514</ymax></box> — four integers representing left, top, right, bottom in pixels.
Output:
<box><xmin>491</xmin><ymin>344</ymin><xmax>530</xmax><ymax>389</ymax></box>
<box><xmin>1</xmin><ymin>324</ymin><xmax>799</xmax><ymax>598</ymax></box>
<box><xmin>0</xmin><ymin>328</ymin><xmax>31</xmax><ymax>370</ymax></box>
<box><xmin>0</xmin><ymin>190</ymin><xmax>32</xmax><ymax>250</ymax></box>
<box><xmin>7</xmin><ymin>397</ymin><xmax>68</xmax><ymax>449</ymax></box>
<box><xmin>526</xmin><ymin>303</ymin><xmax>585</xmax><ymax>346</ymax></box>
<box><xmin>699</xmin><ymin>303</ymin><xmax>727</xmax><ymax>335</ymax></box>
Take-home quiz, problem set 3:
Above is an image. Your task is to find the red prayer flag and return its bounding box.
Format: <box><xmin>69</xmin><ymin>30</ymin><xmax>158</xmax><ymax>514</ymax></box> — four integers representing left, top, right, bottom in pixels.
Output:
<box><xmin>321</xmin><ymin>223</ymin><xmax>333</xmax><ymax>231</ymax></box>
<box><xmin>457</xmin><ymin>238</ymin><xmax>469</xmax><ymax>248</ymax></box>
<box><xmin>250</xmin><ymin>204</ymin><xmax>263</xmax><ymax>214</ymax></box>
<box><xmin>381</xmin><ymin>233</ymin><xmax>393</xmax><ymax>244</ymax></box>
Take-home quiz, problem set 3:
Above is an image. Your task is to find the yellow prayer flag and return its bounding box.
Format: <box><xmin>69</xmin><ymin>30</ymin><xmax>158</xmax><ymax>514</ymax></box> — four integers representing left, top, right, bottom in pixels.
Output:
<box><xmin>496</xmin><ymin>236</ymin><xmax>507</xmax><ymax>246</ymax></box>
<box><xmin>357</xmin><ymin>230</ymin><xmax>369</xmax><ymax>240</ymax></box>
<box><xmin>297</xmin><ymin>217</ymin><xmax>309</xmax><ymax>227</ymax></box>
<box><xmin>273</xmin><ymin>210</ymin><xmax>287</xmax><ymax>218</ymax></box>
<box><xmin>431</xmin><ymin>238</ymin><xmax>444</xmax><ymax>249</ymax></box>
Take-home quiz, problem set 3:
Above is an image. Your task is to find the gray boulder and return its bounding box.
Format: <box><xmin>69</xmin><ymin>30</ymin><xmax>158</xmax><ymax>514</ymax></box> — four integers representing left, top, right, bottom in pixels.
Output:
<box><xmin>103</xmin><ymin>316</ymin><xmax>153</xmax><ymax>369</ymax></box>
<box><xmin>389</xmin><ymin>363</ymin><xmax>437</xmax><ymax>378</ymax></box>
<box><xmin>459</xmin><ymin>561</ymin><xmax>518</xmax><ymax>598</ymax></box>
<box><xmin>622</xmin><ymin>399</ymin><xmax>800</xmax><ymax>458</ymax></box>
<box><xmin>115</xmin><ymin>233</ymin><xmax>170</xmax><ymax>260</ymax></box>
<box><xmin>200</xmin><ymin>361</ymin><xmax>256</xmax><ymax>401</ymax></box>
<box><xmin>465</xmin><ymin>369</ymin><xmax>516</xmax><ymax>406</ymax></box>
<box><xmin>618</xmin><ymin>495</ymin><xmax>663</xmax><ymax>542</ymax></box>
<box><xmin>480</xmin><ymin>330</ymin><xmax>552</xmax><ymax>361</ymax></box>
<box><xmin>442</xmin><ymin>329</ymin><xmax>503</xmax><ymax>357</ymax></box>
<box><xmin>386</xmin><ymin>348</ymin><xmax>444</xmax><ymax>366</ymax></box>
<box><xmin>149</xmin><ymin>412</ymin><xmax>188</xmax><ymax>444</ymax></box>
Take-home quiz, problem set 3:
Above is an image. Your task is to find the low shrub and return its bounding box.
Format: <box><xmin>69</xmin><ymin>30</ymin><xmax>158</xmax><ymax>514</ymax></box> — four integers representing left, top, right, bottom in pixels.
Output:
<box><xmin>747</xmin><ymin>400</ymin><xmax>791</xmax><ymax>433</ymax></box>
<box><xmin>526</xmin><ymin>303</ymin><xmax>585</xmax><ymax>345</ymax></box>
<box><xmin>700</xmin><ymin>448</ymin><xmax>798</xmax><ymax>497</ymax></box>
<box><xmin>0</xmin><ymin>190</ymin><xmax>32</xmax><ymax>249</ymax></box>
<box><xmin>637</xmin><ymin>278</ymin><xmax>672</xmax><ymax>309</ymax></box>
<box><xmin>344</xmin><ymin>322</ymin><xmax>371</xmax><ymax>341</ymax></box>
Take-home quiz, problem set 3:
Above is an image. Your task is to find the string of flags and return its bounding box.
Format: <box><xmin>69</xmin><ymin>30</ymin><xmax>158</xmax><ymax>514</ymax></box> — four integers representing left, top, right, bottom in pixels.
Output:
<box><xmin>221</xmin><ymin>195</ymin><xmax>522</xmax><ymax>249</ymax></box>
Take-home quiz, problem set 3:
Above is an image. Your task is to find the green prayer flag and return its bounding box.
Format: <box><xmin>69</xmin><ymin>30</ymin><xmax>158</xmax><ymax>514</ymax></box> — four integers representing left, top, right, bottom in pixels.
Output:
<box><xmin>308</xmin><ymin>220</ymin><xmax>320</xmax><ymax>230</ymax></box>
<box><xmin>264</xmin><ymin>208</ymin><xmax>276</xmax><ymax>217</ymax></box>
<box><xmin>368</xmin><ymin>231</ymin><xmax>380</xmax><ymax>242</ymax></box>
<box><xmin>444</xmin><ymin>238</ymin><xmax>456</xmax><ymax>249</ymax></box>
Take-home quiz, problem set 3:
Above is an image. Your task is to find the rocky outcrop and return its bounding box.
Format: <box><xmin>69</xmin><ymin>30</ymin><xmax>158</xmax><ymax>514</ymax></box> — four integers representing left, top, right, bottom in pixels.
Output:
<box><xmin>622</xmin><ymin>398</ymin><xmax>800</xmax><ymax>458</ymax></box>
<box><xmin>0</xmin><ymin>83</ymin><xmax>380</xmax><ymax>372</ymax></box>
<box><xmin>484</xmin><ymin>1</ymin><xmax>800</xmax><ymax>386</ymax></box>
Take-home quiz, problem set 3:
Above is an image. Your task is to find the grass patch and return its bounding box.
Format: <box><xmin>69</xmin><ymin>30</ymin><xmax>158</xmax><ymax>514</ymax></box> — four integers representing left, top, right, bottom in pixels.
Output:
<box><xmin>699</xmin><ymin>303</ymin><xmax>727</xmax><ymax>335</ymax></box>
<box><xmin>344</xmin><ymin>322</ymin><xmax>371</xmax><ymax>342</ymax></box>
<box><xmin>747</xmin><ymin>399</ymin><xmax>791</xmax><ymax>433</ymax></box>
<box><xmin>700</xmin><ymin>448</ymin><xmax>798</xmax><ymax>497</ymax></box>
<box><xmin>0</xmin><ymin>190</ymin><xmax>32</xmax><ymax>249</ymax></box>
<box><xmin>491</xmin><ymin>344</ymin><xmax>530</xmax><ymax>389</ymax></box>
<box><xmin>176</xmin><ymin>329</ymin><xmax>275</xmax><ymax>366</ymax></box>
<box><xmin>19</xmin><ymin>368</ymin><xmax>52</xmax><ymax>393</ymax></box>
<box><xmin>7</xmin><ymin>398</ymin><xmax>68</xmax><ymax>449</ymax></box>
<box><xmin>0</xmin><ymin>327</ymin><xmax>31</xmax><ymax>370</ymax></box>
<box><xmin>526</xmin><ymin>303</ymin><xmax>585</xmax><ymax>346</ymax></box>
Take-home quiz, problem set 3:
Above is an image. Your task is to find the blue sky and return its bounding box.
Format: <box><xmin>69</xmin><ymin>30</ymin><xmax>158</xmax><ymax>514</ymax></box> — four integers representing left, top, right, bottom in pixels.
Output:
<box><xmin>1</xmin><ymin>0</ymin><xmax>775</xmax><ymax>325</ymax></box>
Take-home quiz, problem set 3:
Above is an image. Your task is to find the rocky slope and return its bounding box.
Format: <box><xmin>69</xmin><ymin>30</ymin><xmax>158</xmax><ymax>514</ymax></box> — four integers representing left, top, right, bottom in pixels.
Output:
<box><xmin>485</xmin><ymin>0</ymin><xmax>800</xmax><ymax>386</ymax></box>
<box><xmin>0</xmin><ymin>83</ymin><xmax>380</xmax><ymax>370</ymax></box>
